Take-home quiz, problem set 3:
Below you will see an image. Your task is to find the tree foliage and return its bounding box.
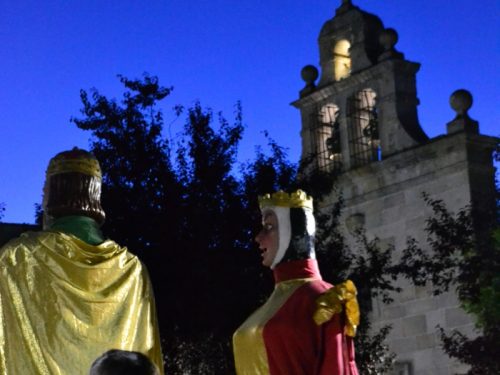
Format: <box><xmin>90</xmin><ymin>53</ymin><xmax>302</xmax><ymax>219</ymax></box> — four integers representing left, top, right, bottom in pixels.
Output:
<box><xmin>72</xmin><ymin>74</ymin><xmax>401</xmax><ymax>374</ymax></box>
<box><xmin>72</xmin><ymin>75</ymin><xmax>295</xmax><ymax>374</ymax></box>
<box><xmin>72</xmin><ymin>75</ymin><xmax>176</xmax><ymax>254</ymax></box>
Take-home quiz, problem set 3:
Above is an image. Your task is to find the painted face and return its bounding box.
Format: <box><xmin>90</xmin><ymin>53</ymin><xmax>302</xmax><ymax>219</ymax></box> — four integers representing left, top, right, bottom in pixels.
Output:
<box><xmin>255</xmin><ymin>210</ymin><xmax>280</xmax><ymax>268</ymax></box>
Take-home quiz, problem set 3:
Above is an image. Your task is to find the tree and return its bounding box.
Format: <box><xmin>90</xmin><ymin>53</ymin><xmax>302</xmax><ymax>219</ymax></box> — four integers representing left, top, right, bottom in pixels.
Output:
<box><xmin>399</xmin><ymin>192</ymin><xmax>500</xmax><ymax>374</ymax></box>
<box><xmin>72</xmin><ymin>74</ymin><xmax>401</xmax><ymax>374</ymax></box>
<box><xmin>71</xmin><ymin>75</ymin><xmax>292</xmax><ymax>373</ymax></box>
<box><xmin>72</xmin><ymin>74</ymin><xmax>178</xmax><ymax>257</ymax></box>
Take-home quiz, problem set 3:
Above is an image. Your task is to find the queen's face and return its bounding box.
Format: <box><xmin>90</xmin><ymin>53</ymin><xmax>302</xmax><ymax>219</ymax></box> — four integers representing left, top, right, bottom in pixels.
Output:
<box><xmin>255</xmin><ymin>210</ymin><xmax>279</xmax><ymax>268</ymax></box>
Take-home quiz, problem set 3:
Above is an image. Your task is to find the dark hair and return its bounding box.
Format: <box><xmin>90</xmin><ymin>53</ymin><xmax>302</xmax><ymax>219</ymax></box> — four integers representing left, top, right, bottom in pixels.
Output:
<box><xmin>89</xmin><ymin>349</ymin><xmax>159</xmax><ymax>375</ymax></box>
<box><xmin>45</xmin><ymin>172</ymin><xmax>105</xmax><ymax>224</ymax></box>
<box><xmin>281</xmin><ymin>207</ymin><xmax>316</xmax><ymax>263</ymax></box>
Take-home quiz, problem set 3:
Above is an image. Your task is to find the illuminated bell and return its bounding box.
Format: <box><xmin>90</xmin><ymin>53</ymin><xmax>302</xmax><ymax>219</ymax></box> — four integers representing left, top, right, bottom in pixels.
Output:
<box><xmin>326</xmin><ymin>135</ymin><xmax>341</xmax><ymax>154</ymax></box>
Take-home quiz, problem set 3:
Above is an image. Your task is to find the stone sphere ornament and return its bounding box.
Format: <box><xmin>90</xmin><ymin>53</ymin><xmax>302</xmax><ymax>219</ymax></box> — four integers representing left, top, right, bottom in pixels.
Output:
<box><xmin>449</xmin><ymin>89</ymin><xmax>473</xmax><ymax>116</ymax></box>
<box><xmin>379</xmin><ymin>28</ymin><xmax>398</xmax><ymax>51</ymax></box>
<box><xmin>301</xmin><ymin>65</ymin><xmax>319</xmax><ymax>86</ymax></box>
<box><xmin>446</xmin><ymin>88</ymin><xmax>478</xmax><ymax>135</ymax></box>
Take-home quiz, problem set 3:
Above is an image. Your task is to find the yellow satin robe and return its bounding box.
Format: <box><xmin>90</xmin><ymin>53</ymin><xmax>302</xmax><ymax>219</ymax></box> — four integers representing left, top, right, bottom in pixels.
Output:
<box><xmin>0</xmin><ymin>231</ymin><xmax>163</xmax><ymax>374</ymax></box>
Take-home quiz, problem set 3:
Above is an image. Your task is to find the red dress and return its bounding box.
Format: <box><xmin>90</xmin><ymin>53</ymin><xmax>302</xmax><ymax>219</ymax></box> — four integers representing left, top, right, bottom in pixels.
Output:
<box><xmin>233</xmin><ymin>259</ymin><xmax>359</xmax><ymax>375</ymax></box>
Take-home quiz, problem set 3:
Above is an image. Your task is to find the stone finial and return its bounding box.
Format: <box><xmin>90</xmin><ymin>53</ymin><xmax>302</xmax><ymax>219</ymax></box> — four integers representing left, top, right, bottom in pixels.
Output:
<box><xmin>447</xmin><ymin>89</ymin><xmax>479</xmax><ymax>135</ymax></box>
<box><xmin>336</xmin><ymin>0</ymin><xmax>354</xmax><ymax>15</ymax></box>
<box><xmin>378</xmin><ymin>28</ymin><xmax>404</xmax><ymax>61</ymax></box>
<box><xmin>300</xmin><ymin>65</ymin><xmax>319</xmax><ymax>97</ymax></box>
<box><xmin>301</xmin><ymin>65</ymin><xmax>319</xmax><ymax>86</ymax></box>
<box><xmin>450</xmin><ymin>89</ymin><xmax>472</xmax><ymax>116</ymax></box>
<box><xmin>380</xmin><ymin>28</ymin><xmax>398</xmax><ymax>50</ymax></box>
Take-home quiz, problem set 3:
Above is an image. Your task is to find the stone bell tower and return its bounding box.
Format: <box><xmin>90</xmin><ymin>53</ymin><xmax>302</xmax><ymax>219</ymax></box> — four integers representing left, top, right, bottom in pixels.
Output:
<box><xmin>292</xmin><ymin>1</ymin><xmax>498</xmax><ymax>375</ymax></box>
<box><xmin>293</xmin><ymin>0</ymin><xmax>428</xmax><ymax>172</ymax></box>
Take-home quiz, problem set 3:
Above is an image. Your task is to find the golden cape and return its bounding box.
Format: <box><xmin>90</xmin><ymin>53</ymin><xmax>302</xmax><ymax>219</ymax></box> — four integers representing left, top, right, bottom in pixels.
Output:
<box><xmin>0</xmin><ymin>231</ymin><xmax>163</xmax><ymax>375</ymax></box>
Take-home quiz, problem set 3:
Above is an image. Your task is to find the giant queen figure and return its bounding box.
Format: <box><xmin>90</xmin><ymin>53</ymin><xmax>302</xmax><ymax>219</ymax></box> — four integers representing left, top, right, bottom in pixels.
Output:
<box><xmin>233</xmin><ymin>190</ymin><xmax>359</xmax><ymax>375</ymax></box>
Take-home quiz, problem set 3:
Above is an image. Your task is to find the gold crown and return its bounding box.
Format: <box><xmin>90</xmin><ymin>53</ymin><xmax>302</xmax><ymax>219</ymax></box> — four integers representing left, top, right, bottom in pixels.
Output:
<box><xmin>258</xmin><ymin>190</ymin><xmax>313</xmax><ymax>210</ymax></box>
<box><xmin>46</xmin><ymin>148</ymin><xmax>102</xmax><ymax>178</ymax></box>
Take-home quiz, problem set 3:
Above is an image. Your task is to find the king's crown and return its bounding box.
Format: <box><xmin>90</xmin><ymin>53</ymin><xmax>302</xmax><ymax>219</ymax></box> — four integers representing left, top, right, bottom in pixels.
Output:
<box><xmin>258</xmin><ymin>190</ymin><xmax>313</xmax><ymax>210</ymax></box>
<box><xmin>46</xmin><ymin>147</ymin><xmax>102</xmax><ymax>178</ymax></box>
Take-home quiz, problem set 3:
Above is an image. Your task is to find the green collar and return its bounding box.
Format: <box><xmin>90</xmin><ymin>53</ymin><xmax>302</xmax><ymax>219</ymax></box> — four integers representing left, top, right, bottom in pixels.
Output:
<box><xmin>48</xmin><ymin>215</ymin><xmax>104</xmax><ymax>246</ymax></box>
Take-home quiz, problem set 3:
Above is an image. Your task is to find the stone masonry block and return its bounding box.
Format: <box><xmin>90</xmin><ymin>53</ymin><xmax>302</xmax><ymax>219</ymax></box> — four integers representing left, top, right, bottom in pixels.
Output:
<box><xmin>445</xmin><ymin>307</ymin><xmax>473</xmax><ymax>328</ymax></box>
<box><xmin>412</xmin><ymin>348</ymin><xmax>450</xmax><ymax>375</ymax></box>
<box><xmin>457</xmin><ymin>323</ymin><xmax>478</xmax><ymax>338</ymax></box>
<box><xmin>426</xmin><ymin>309</ymin><xmax>446</xmax><ymax>331</ymax></box>
<box><xmin>415</xmin><ymin>285</ymin><xmax>430</xmax><ymax>299</ymax></box>
<box><xmin>404</xmin><ymin>297</ymin><xmax>438</xmax><ymax>316</ymax></box>
<box><xmin>383</xmin><ymin>192</ymin><xmax>405</xmax><ymax>208</ymax></box>
<box><xmin>381</xmin><ymin>206</ymin><xmax>402</xmax><ymax>225</ymax></box>
<box><xmin>388</xmin><ymin>336</ymin><xmax>417</xmax><ymax>354</ymax></box>
<box><xmin>383</xmin><ymin>304</ymin><xmax>406</xmax><ymax>320</ymax></box>
<box><xmin>396</xmin><ymin>283</ymin><xmax>416</xmax><ymax>303</ymax></box>
<box><xmin>372</xmin><ymin>223</ymin><xmax>406</xmax><ymax>241</ymax></box>
<box><xmin>380</xmin><ymin>318</ymin><xmax>404</xmax><ymax>339</ymax></box>
<box><xmin>436</xmin><ymin>291</ymin><xmax>460</xmax><ymax>307</ymax></box>
<box><xmin>404</xmin><ymin>187</ymin><xmax>426</xmax><ymax>205</ymax></box>
<box><xmin>404</xmin><ymin>215</ymin><xmax>426</xmax><ymax>234</ymax></box>
<box><xmin>402</xmin><ymin>315</ymin><xmax>427</xmax><ymax>337</ymax></box>
<box><xmin>390</xmin><ymin>361</ymin><xmax>413</xmax><ymax>375</ymax></box>
<box><xmin>415</xmin><ymin>365</ymin><xmax>449</xmax><ymax>375</ymax></box>
<box><xmin>415</xmin><ymin>333</ymin><xmax>437</xmax><ymax>350</ymax></box>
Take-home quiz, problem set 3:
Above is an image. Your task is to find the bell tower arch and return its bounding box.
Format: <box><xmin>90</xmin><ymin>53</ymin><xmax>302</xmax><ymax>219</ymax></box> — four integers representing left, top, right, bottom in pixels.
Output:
<box><xmin>293</xmin><ymin>0</ymin><xmax>428</xmax><ymax>172</ymax></box>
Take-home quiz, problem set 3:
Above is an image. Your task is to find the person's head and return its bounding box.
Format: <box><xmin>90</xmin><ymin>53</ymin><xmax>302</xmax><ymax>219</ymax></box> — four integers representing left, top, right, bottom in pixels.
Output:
<box><xmin>42</xmin><ymin>147</ymin><xmax>105</xmax><ymax>228</ymax></box>
<box><xmin>255</xmin><ymin>190</ymin><xmax>316</xmax><ymax>269</ymax></box>
<box><xmin>89</xmin><ymin>349</ymin><xmax>159</xmax><ymax>375</ymax></box>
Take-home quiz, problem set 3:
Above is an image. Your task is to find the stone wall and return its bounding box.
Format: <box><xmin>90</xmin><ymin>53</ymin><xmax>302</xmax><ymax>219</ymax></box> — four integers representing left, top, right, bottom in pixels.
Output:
<box><xmin>322</xmin><ymin>131</ymin><xmax>496</xmax><ymax>375</ymax></box>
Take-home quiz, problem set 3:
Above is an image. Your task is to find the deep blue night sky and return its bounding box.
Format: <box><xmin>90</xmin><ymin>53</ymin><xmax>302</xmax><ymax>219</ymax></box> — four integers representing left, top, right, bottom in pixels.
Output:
<box><xmin>1</xmin><ymin>0</ymin><xmax>498</xmax><ymax>224</ymax></box>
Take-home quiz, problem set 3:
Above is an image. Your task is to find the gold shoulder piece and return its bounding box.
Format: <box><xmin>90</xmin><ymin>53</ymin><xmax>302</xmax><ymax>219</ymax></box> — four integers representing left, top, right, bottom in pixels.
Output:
<box><xmin>313</xmin><ymin>279</ymin><xmax>360</xmax><ymax>337</ymax></box>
